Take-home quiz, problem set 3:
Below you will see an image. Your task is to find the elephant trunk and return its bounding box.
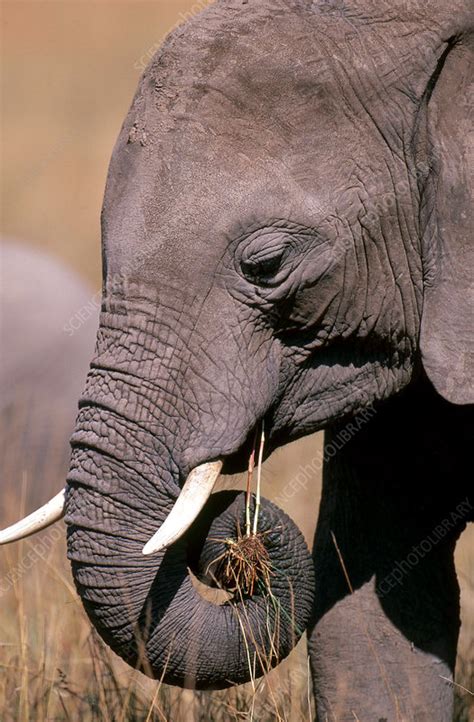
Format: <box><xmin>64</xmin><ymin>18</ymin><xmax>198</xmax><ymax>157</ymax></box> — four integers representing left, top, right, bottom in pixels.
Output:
<box><xmin>65</xmin><ymin>359</ymin><xmax>314</xmax><ymax>689</ymax></box>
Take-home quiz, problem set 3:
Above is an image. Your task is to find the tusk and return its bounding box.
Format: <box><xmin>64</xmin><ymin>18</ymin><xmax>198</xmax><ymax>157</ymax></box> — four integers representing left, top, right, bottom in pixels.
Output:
<box><xmin>0</xmin><ymin>489</ymin><xmax>66</xmax><ymax>545</ymax></box>
<box><xmin>142</xmin><ymin>460</ymin><xmax>223</xmax><ymax>555</ymax></box>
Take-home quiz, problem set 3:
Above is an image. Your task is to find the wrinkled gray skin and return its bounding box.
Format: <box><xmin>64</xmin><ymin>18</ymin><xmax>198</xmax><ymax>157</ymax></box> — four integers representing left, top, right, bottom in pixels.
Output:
<box><xmin>64</xmin><ymin>1</ymin><xmax>473</xmax><ymax>719</ymax></box>
<box><xmin>0</xmin><ymin>242</ymin><xmax>98</xmax><ymax>507</ymax></box>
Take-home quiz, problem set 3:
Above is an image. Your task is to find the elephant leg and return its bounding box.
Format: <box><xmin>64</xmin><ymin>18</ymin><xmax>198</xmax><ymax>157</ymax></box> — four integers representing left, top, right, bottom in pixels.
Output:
<box><xmin>308</xmin><ymin>387</ymin><xmax>470</xmax><ymax>721</ymax></box>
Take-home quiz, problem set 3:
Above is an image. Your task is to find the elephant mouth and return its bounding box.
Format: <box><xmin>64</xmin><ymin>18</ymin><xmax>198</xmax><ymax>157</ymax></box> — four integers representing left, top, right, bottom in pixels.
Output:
<box><xmin>221</xmin><ymin>423</ymin><xmax>267</xmax><ymax>475</ymax></box>
<box><xmin>144</xmin><ymin>420</ymin><xmax>271</xmax><ymax>556</ymax></box>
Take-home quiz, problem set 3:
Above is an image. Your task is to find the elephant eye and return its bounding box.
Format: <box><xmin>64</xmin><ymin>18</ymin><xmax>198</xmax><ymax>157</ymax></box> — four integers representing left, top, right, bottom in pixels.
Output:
<box><xmin>241</xmin><ymin>246</ymin><xmax>288</xmax><ymax>286</ymax></box>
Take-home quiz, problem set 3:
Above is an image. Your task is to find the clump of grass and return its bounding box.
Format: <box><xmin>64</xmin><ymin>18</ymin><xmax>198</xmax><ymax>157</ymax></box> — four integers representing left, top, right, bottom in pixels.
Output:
<box><xmin>207</xmin><ymin>527</ymin><xmax>274</xmax><ymax>597</ymax></box>
<box><xmin>206</xmin><ymin>424</ymin><xmax>274</xmax><ymax>598</ymax></box>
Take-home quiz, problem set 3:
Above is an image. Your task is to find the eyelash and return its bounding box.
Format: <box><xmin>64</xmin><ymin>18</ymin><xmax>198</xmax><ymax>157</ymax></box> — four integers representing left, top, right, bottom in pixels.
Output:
<box><xmin>241</xmin><ymin>249</ymin><xmax>286</xmax><ymax>284</ymax></box>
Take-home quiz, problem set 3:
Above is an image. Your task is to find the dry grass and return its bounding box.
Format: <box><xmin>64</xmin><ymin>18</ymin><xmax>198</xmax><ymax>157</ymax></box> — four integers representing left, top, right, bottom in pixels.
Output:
<box><xmin>454</xmin><ymin>542</ymin><xmax>474</xmax><ymax>722</ymax></box>
<box><xmin>207</xmin><ymin>528</ymin><xmax>274</xmax><ymax>597</ymax></box>
<box><xmin>0</xmin><ymin>452</ymin><xmax>473</xmax><ymax>722</ymax></box>
<box><xmin>0</xmin><ymin>530</ymin><xmax>314</xmax><ymax>722</ymax></box>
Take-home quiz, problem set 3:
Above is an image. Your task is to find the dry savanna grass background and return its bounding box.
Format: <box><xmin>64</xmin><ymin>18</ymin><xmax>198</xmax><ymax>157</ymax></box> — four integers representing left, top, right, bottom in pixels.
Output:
<box><xmin>1</xmin><ymin>2</ymin><xmax>473</xmax><ymax>720</ymax></box>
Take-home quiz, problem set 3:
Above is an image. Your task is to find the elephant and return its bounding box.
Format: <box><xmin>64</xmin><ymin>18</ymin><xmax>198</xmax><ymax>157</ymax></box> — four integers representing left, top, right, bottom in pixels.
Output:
<box><xmin>0</xmin><ymin>241</ymin><xmax>99</xmax><ymax>509</ymax></box>
<box><xmin>1</xmin><ymin>1</ymin><xmax>472</xmax><ymax>719</ymax></box>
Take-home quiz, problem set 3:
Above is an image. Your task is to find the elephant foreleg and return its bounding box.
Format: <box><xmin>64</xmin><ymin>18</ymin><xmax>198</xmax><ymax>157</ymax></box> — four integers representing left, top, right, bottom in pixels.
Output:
<box><xmin>308</xmin><ymin>389</ymin><xmax>470</xmax><ymax>721</ymax></box>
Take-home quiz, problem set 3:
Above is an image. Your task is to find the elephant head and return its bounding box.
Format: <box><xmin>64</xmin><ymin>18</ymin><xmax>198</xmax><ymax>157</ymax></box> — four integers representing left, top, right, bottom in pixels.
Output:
<box><xmin>1</xmin><ymin>0</ymin><xmax>472</xmax><ymax>691</ymax></box>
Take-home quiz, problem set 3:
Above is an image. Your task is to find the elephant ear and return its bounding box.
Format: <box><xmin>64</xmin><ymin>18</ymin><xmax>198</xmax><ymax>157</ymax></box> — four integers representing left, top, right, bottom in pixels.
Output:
<box><xmin>420</xmin><ymin>31</ymin><xmax>473</xmax><ymax>404</ymax></box>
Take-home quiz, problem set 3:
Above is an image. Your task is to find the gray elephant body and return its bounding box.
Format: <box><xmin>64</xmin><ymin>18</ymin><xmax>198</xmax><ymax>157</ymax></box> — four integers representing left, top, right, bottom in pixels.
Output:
<box><xmin>0</xmin><ymin>242</ymin><xmax>98</xmax><ymax>508</ymax></box>
<box><xmin>311</xmin><ymin>380</ymin><xmax>473</xmax><ymax>719</ymax></box>
<box><xmin>4</xmin><ymin>1</ymin><xmax>473</xmax><ymax>719</ymax></box>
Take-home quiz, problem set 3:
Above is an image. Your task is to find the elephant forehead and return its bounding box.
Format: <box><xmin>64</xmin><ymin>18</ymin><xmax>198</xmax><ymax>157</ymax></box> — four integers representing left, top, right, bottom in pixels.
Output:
<box><xmin>102</xmin><ymin>30</ymin><xmax>361</xmax><ymax>281</ymax></box>
<box><xmin>148</xmin><ymin>3</ymin><xmax>340</xmax><ymax>118</ymax></box>
<box><xmin>134</xmin><ymin>0</ymin><xmax>435</xmax><ymax>136</ymax></box>
<box><xmin>101</xmin><ymin>0</ymin><xmax>430</xmax><ymax>283</ymax></box>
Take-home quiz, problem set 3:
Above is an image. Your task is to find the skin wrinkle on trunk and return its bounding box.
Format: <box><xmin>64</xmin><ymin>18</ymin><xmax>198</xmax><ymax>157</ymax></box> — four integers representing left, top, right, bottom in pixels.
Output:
<box><xmin>67</xmin><ymin>425</ymin><xmax>315</xmax><ymax>688</ymax></box>
<box><xmin>66</xmin><ymin>298</ymin><xmax>314</xmax><ymax>688</ymax></box>
<box><xmin>90</xmin><ymin>289</ymin><xmax>280</xmax><ymax>460</ymax></box>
